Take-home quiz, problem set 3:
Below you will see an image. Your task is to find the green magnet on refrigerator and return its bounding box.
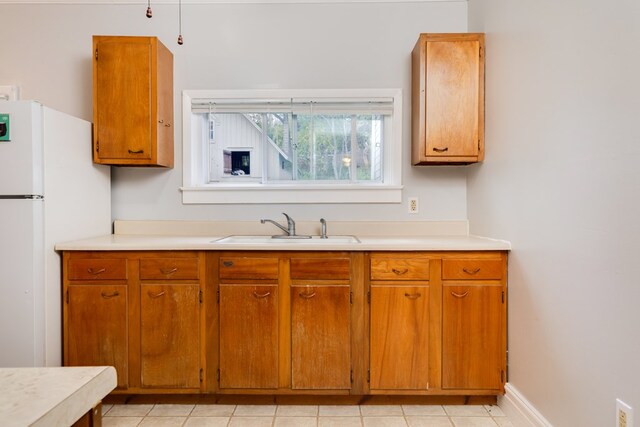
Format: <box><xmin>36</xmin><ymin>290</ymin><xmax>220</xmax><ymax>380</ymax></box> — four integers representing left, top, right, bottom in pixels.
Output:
<box><xmin>0</xmin><ymin>114</ymin><xmax>10</xmax><ymax>141</ymax></box>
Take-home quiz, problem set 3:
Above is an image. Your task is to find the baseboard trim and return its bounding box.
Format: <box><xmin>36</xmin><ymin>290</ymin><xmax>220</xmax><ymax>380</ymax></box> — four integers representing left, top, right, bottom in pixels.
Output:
<box><xmin>498</xmin><ymin>383</ymin><xmax>553</xmax><ymax>427</ymax></box>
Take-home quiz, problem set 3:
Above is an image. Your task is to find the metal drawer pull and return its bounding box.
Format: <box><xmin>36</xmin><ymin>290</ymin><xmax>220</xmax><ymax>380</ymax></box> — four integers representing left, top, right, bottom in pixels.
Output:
<box><xmin>299</xmin><ymin>291</ymin><xmax>316</xmax><ymax>299</ymax></box>
<box><xmin>451</xmin><ymin>291</ymin><xmax>469</xmax><ymax>298</ymax></box>
<box><xmin>222</xmin><ymin>261</ymin><xmax>234</xmax><ymax>267</ymax></box>
<box><xmin>433</xmin><ymin>147</ymin><xmax>449</xmax><ymax>153</ymax></box>
<box><xmin>101</xmin><ymin>291</ymin><xmax>119</xmax><ymax>299</ymax></box>
<box><xmin>128</xmin><ymin>149</ymin><xmax>144</xmax><ymax>154</ymax></box>
<box><xmin>87</xmin><ymin>268</ymin><xmax>106</xmax><ymax>275</ymax></box>
<box><xmin>463</xmin><ymin>267</ymin><xmax>481</xmax><ymax>275</ymax></box>
<box><xmin>148</xmin><ymin>291</ymin><xmax>166</xmax><ymax>298</ymax></box>
<box><xmin>392</xmin><ymin>268</ymin><xmax>409</xmax><ymax>275</ymax></box>
<box><xmin>253</xmin><ymin>291</ymin><xmax>271</xmax><ymax>299</ymax></box>
<box><xmin>404</xmin><ymin>292</ymin><xmax>421</xmax><ymax>300</ymax></box>
<box><xmin>160</xmin><ymin>267</ymin><xmax>178</xmax><ymax>275</ymax></box>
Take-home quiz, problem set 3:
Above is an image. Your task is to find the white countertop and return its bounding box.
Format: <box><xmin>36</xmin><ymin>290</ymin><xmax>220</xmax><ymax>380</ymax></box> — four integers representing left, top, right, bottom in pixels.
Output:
<box><xmin>0</xmin><ymin>366</ymin><xmax>116</xmax><ymax>427</ymax></box>
<box><xmin>56</xmin><ymin>233</ymin><xmax>511</xmax><ymax>251</ymax></box>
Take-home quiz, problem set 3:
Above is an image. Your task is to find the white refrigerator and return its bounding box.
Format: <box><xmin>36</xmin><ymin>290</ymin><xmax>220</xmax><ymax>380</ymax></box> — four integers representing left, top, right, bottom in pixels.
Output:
<box><xmin>0</xmin><ymin>101</ymin><xmax>111</xmax><ymax>367</ymax></box>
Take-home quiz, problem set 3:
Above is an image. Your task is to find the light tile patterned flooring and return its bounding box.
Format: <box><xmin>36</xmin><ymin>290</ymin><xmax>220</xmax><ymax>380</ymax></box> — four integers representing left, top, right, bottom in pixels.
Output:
<box><xmin>102</xmin><ymin>403</ymin><xmax>514</xmax><ymax>427</ymax></box>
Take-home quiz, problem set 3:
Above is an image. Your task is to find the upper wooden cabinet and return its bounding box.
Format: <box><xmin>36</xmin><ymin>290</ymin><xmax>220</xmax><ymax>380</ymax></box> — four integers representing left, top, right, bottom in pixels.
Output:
<box><xmin>411</xmin><ymin>33</ymin><xmax>485</xmax><ymax>165</ymax></box>
<box><xmin>93</xmin><ymin>35</ymin><xmax>174</xmax><ymax>167</ymax></box>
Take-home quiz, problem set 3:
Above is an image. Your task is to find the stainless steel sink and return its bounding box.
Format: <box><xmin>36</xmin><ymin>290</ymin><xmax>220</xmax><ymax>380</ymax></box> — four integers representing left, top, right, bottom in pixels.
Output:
<box><xmin>213</xmin><ymin>235</ymin><xmax>361</xmax><ymax>244</ymax></box>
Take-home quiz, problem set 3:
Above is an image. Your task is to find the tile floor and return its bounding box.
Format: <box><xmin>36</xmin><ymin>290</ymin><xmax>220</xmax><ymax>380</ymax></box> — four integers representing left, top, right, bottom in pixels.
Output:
<box><xmin>102</xmin><ymin>403</ymin><xmax>514</xmax><ymax>426</ymax></box>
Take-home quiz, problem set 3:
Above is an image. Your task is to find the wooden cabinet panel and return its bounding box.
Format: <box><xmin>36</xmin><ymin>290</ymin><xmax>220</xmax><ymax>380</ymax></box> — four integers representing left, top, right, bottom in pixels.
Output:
<box><xmin>139</xmin><ymin>258</ymin><xmax>200</xmax><ymax>280</ymax></box>
<box><xmin>370</xmin><ymin>286</ymin><xmax>430</xmax><ymax>390</ymax></box>
<box><xmin>67</xmin><ymin>259</ymin><xmax>127</xmax><ymax>281</ymax></box>
<box><xmin>291</xmin><ymin>285</ymin><xmax>351</xmax><ymax>389</ymax></box>
<box><xmin>140</xmin><ymin>284</ymin><xmax>200</xmax><ymax>388</ymax></box>
<box><xmin>66</xmin><ymin>285</ymin><xmax>128</xmax><ymax>389</ymax></box>
<box><xmin>442</xmin><ymin>285</ymin><xmax>503</xmax><ymax>390</ymax></box>
<box><xmin>442</xmin><ymin>258</ymin><xmax>503</xmax><ymax>280</ymax></box>
<box><xmin>290</xmin><ymin>258</ymin><xmax>350</xmax><ymax>280</ymax></box>
<box><xmin>93</xmin><ymin>36</ymin><xmax>173</xmax><ymax>167</ymax></box>
<box><xmin>412</xmin><ymin>33</ymin><xmax>484</xmax><ymax>165</ymax></box>
<box><xmin>370</xmin><ymin>258</ymin><xmax>430</xmax><ymax>281</ymax></box>
<box><xmin>219</xmin><ymin>285</ymin><xmax>278</xmax><ymax>389</ymax></box>
<box><xmin>219</xmin><ymin>257</ymin><xmax>279</xmax><ymax>280</ymax></box>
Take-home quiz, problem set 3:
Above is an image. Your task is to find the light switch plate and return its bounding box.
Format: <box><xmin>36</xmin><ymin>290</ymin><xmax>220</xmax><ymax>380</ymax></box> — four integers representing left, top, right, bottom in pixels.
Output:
<box><xmin>0</xmin><ymin>85</ymin><xmax>20</xmax><ymax>101</ymax></box>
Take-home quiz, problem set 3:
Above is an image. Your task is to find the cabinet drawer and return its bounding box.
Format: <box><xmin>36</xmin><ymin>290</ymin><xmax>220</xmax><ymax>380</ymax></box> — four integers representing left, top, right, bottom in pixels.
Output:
<box><xmin>290</xmin><ymin>258</ymin><xmax>350</xmax><ymax>280</ymax></box>
<box><xmin>219</xmin><ymin>257</ymin><xmax>279</xmax><ymax>280</ymax></box>
<box><xmin>370</xmin><ymin>258</ymin><xmax>430</xmax><ymax>280</ymax></box>
<box><xmin>68</xmin><ymin>259</ymin><xmax>128</xmax><ymax>281</ymax></box>
<box><xmin>140</xmin><ymin>258</ymin><xmax>200</xmax><ymax>280</ymax></box>
<box><xmin>442</xmin><ymin>259</ymin><xmax>503</xmax><ymax>280</ymax></box>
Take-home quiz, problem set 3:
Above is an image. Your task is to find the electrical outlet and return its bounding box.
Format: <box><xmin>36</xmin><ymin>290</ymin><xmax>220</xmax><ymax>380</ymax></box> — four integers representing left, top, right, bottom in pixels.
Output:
<box><xmin>408</xmin><ymin>197</ymin><xmax>418</xmax><ymax>214</ymax></box>
<box><xmin>617</xmin><ymin>399</ymin><xmax>634</xmax><ymax>427</ymax></box>
<box><xmin>0</xmin><ymin>85</ymin><xmax>20</xmax><ymax>101</ymax></box>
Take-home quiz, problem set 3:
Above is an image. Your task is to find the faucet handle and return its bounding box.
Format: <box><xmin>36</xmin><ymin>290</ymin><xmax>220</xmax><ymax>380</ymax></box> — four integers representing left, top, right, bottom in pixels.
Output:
<box><xmin>282</xmin><ymin>213</ymin><xmax>295</xmax><ymax>235</ymax></box>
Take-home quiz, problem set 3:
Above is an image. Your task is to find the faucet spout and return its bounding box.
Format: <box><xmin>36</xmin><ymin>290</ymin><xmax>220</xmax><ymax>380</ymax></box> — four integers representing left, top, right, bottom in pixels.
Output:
<box><xmin>260</xmin><ymin>212</ymin><xmax>296</xmax><ymax>236</ymax></box>
<box><xmin>260</xmin><ymin>218</ymin><xmax>290</xmax><ymax>235</ymax></box>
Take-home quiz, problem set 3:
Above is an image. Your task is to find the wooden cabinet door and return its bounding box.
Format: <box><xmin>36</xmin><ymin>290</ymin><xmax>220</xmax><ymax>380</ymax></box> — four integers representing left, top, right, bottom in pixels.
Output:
<box><xmin>291</xmin><ymin>285</ymin><xmax>351</xmax><ymax>390</ymax></box>
<box><xmin>219</xmin><ymin>285</ymin><xmax>278</xmax><ymax>389</ymax></box>
<box><xmin>140</xmin><ymin>284</ymin><xmax>200</xmax><ymax>389</ymax></box>
<box><xmin>66</xmin><ymin>285</ymin><xmax>128</xmax><ymax>389</ymax></box>
<box><xmin>442</xmin><ymin>285</ymin><xmax>503</xmax><ymax>390</ymax></box>
<box><xmin>370</xmin><ymin>286</ymin><xmax>429</xmax><ymax>390</ymax></box>
<box><xmin>94</xmin><ymin>38</ymin><xmax>152</xmax><ymax>162</ymax></box>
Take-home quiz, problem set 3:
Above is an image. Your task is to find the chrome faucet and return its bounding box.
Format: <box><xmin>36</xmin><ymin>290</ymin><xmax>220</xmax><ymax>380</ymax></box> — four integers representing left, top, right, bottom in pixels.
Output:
<box><xmin>320</xmin><ymin>218</ymin><xmax>327</xmax><ymax>239</ymax></box>
<box><xmin>261</xmin><ymin>213</ymin><xmax>296</xmax><ymax>236</ymax></box>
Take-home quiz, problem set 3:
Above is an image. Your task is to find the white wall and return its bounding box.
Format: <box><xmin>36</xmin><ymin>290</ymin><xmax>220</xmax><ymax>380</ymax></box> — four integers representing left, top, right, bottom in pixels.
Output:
<box><xmin>467</xmin><ymin>1</ymin><xmax>640</xmax><ymax>425</ymax></box>
<box><xmin>0</xmin><ymin>2</ymin><xmax>469</xmax><ymax>222</ymax></box>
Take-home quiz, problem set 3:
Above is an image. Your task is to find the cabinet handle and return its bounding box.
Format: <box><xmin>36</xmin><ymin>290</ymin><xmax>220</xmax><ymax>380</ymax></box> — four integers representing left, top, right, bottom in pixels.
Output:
<box><xmin>148</xmin><ymin>291</ymin><xmax>166</xmax><ymax>298</ymax></box>
<box><xmin>252</xmin><ymin>290</ymin><xmax>271</xmax><ymax>299</ymax></box>
<box><xmin>404</xmin><ymin>292</ymin><xmax>422</xmax><ymax>300</ymax></box>
<box><xmin>451</xmin><ymin>291</ymin><xmax>469</xmax><ymax>298</ymax></box>
<box><xmin>222</xmin><ymin>261</ymin><xmax>234</xmax><ymax>267</ymax></box>
<box><xmin>158</xmin><ymin>119</ymin><xmax>164</xmax><ymax>124</ymax></box>
<box><xmin>392</xmin><ymin>268</ymin><xmax>408</xmax><ymax>275</ymax></box>
<box><xmin>164</xmin><ymin>123</ymin><xmax>171</xmax><ymax>127</ymax></box>
<box><xmin>87</xmin><ymin>268</ymin><xmax>106</xmax><ymax>275</ymax></box>
<box><xmin>432</xmin><ymin>147</ymin><xmax>449</xmax><ymax>153</ymax></box>
<box><xmin>160</xmin><ymin>267</ymin><xmax>178</xmax><ymax>275</ymax></box>
<box><xmin>101</xmin><ymin>291</ymin><xmax>119</xmax><ymax>299</ymax></box>
<box><xmin>462</xmin><ymin>267</ymin><xmax>481</xmax><ymax>275</ymax></box>
<box><xmin>298</xmin><ymin>291</ymin><xmax>317</xmax><ymax>299</ymax></box>
<box><xmin>128</xmin><ymin>149</ymin><xmax>144</xmax><ymax>154</ymax></box>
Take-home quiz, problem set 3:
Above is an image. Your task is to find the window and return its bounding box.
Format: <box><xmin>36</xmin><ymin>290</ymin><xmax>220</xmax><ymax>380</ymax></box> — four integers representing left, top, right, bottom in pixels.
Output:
<box><xmin>182</xmin><ymin>89</ymin><xmax>402</xmax><ymax>204</ymax></box>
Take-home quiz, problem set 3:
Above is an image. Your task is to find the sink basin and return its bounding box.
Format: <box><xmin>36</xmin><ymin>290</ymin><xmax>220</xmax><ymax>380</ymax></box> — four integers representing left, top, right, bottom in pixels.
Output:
<box><xmin>213</xmin><ymin>235</ymin><xmax>361</xmax><ymax>244</ymax></box>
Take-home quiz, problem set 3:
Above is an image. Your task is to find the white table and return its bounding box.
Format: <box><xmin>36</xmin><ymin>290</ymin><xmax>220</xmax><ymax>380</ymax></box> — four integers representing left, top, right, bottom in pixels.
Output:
<box><xmin>0</xmin><ymin>366</ymin><xmax>116</xmax><ymax>427</ymax></box>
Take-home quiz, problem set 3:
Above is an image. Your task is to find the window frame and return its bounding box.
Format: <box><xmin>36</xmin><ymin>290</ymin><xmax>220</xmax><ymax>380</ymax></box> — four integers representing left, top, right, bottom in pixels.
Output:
<box><xmin>181</xmin><ymin>89</ymin><xmax>403</xmax><ymax>204</ymax></box>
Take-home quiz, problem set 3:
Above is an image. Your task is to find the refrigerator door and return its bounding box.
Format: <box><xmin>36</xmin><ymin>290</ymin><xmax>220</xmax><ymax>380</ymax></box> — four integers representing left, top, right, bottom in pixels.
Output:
<box><xmin>0</xmin><ymin>198</ymin><xmax>45</xmax><ymax>367</ymax></box>
<box><xmin>0</xmin><ymin>101</ymin><xmax>44</xmax><ymax>196</ymax></box>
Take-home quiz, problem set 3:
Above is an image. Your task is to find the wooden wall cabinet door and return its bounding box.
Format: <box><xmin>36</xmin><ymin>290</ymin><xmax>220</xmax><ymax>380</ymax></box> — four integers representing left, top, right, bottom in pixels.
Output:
<box><xmin>412</xmin><ymin>33</ymin><xmax>485</xmax><ymax>165</ymax></box>
<box><xmin>219</xmin><ymin>284</ymin><xmax>279</xmax><ymax>389</ymax></box>
<box><xmin>370</xmin><ymin>285</ymin><xmax>430</xmax><ymax>390</ymax></box>
<box><xmin>93</xmin><ymin>35</ymin><xmax>173</xmax><ymax>167</ymax></box>
<box><xmin>291</xmin><ymin>285</ymin><xmax>351</xmax><ymax>390</ymax></box>
<box><xmin>140</xmin><ymin>284</ymin><xmax>201</xmax><ymax>389</ymax></box>
<box><xmin>66</xmin><ymin>285</ymin><xmax>128</xmax><ymax>389</ymax></box>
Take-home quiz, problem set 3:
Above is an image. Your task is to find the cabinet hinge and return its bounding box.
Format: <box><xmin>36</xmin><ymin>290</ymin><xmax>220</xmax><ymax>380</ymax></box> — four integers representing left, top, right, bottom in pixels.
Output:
<box><xmin>350</xmin><ymin>369</ymin><xmax>354</xmax><ymax>383</ymax></box>
<box><xmin>478</xmin><ymin>139</ymin><xmax>481</xmax><ymax>151</ymax></box>
<box><xmin>66</xmin><ymin>289</ymin><xmax>69</xmax><ymax>304</ymax></box>
<box><xmin>199</xmin><ymin>368</ymin><xmax>203</xmax><ymax>382</ymax></box>
<box><xmin>367</xmin><ymin>291</ymin><xmax>370</xmax><ymax>304</ymax></box>
<box><xmin>366</xmin><ymin>369</ymin><xmax>370</xmax><ymax>383</ymax></box>
<box><xmin>216</xmin><ymin>289</ymin><xmax>220</xmax><ymax>304</ymax></box>
<box><xmin>217</xmin><ymin>368</ymin><xmax>220</xmax><ymax>382</ymax></box>
<box><xmin>199</xmin><ymin>290</ymin><xmax>203</xmax><ymax>304</ymax></box>
<box><xmin>350</xmin><ymin>291</ymin><xmax>353</xmax><ymax>305</ymax></box>
<box><xmin>95</xmin><ymin>140</ymin><xmax>99</xmax><ymax>153</ymax></box>
<box><xmin>502</xmin><ymin>291</ymin><xmax>505</xmax><ymax>303</ymax></box>
<box><xmin>95</xmin><ymin>48</ymin><xmax>98</xmax><ymax>60</ymax></box>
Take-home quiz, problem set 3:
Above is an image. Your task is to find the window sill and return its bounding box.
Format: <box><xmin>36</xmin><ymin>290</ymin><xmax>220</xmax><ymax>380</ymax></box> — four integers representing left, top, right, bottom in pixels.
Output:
<box><xmin>181</xmin><ymin>185</ymin><xmax>403</xmax><ymax>204</ymax></box>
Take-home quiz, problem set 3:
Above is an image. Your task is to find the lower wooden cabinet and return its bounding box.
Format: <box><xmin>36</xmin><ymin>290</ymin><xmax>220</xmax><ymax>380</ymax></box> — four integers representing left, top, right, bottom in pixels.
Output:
<box><xmin>63</xmin><ymin>249</ymin><xmax>506</xmax><ymax>397</ymax></box>
<box><xmin>219</xmin><ymin>284</ymin><xmax>279</xmax><ymax>389</ymax></box>
<box><xmin>63</xmin><ymin>251</ymin><xmax>206</xmax><ymax>393</ymax></box>
<box><xmin>66</xmin><ymin>285</ymin><xmax>129</xmax><ymax>389</ymax></box>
